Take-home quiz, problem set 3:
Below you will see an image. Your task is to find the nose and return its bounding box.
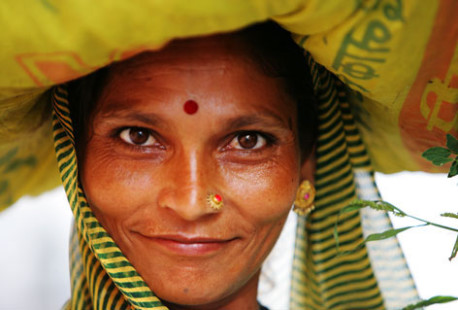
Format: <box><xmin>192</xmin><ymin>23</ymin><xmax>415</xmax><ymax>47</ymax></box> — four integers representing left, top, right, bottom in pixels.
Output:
<box><xmin>157</xmin><ymin>149</ymin><xmax>219</xmax><ymax>221</ymax></box>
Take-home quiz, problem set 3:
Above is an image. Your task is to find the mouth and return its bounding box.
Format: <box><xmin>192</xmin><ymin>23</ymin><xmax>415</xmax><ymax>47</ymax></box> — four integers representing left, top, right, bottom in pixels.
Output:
<box><xmin>133</xmin><ymin>233</ymin><xmax>238</xmax><ymax>256</ymax></box>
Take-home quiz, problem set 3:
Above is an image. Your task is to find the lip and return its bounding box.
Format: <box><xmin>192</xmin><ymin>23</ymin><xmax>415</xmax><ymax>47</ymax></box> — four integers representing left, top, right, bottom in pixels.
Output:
<box><xmin>133</xmin><ymin>233</ymin><xmax>237</xmax><ymax>256</ymax></box>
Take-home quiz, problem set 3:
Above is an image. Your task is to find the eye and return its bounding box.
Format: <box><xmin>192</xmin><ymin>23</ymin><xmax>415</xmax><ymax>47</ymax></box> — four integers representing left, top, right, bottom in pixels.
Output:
<box><xmin>229</xmin><ymin>132</ymin><xmax>267</xmax><ymax>150</ymax></box>
<box><xmin>119</xmin><ymin>127</ymin><xmax>156</xmax><ymax>146</ymax></box>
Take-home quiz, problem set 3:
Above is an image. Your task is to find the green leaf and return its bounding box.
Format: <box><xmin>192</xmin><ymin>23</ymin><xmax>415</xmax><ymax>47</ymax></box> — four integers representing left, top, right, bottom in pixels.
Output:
<box><xmin>448</xmin><ymin>160</ymin><xmax>458</xmax><ymax>178</ymax></box>
<box><xmin>402</xmin><ymin>295</ymin><xmax>458</xmax><ymax>310</ymax></box>
<box><xmin>368</xmin><ymin>200</ymin><xmax>396</xmax><ymax>213</ymax></box>
<box><xmin>337</xmin><ymin>225</ymin><xmax>422</xmax><ymax>256</ymax></box>
<box><xmin>340</xmin><ymin>203</ymin><xmax>366</xmax><ymax>214</ymax></box>
<box><xmin>339</xmin><ymin>199</ymin><xmax>399</xmax><ymax>214</ymax></box>
<box><xmin>441</xmin><ymin>212</ymin><xmax>458</xmax><ymax>219</ymax></box>
<box><xmin>446</xmin><ymin>134</ymin><xmax>458</xmax><ymax>154</ymax></box>
<box><xmin>449</xmin><ymin>235</ymin><xmax>458</xmax><ymax>261</ymax></box>
<box><xmin>335</xmin><ymin>200</ymin><xmax>411</xmax><ymax>254</ymax></box>
<box><xmin>422</xmin><ymin>147</ymin><xmax>453</xmax><ymax>166</ymax></box>
<box><xmin>365</xmin><ymin>226</ymin><xmax>415</xmax><ymax>242</ymax></box>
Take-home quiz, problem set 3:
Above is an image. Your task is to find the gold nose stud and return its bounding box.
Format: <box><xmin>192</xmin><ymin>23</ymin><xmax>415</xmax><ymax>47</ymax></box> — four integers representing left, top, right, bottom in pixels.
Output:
<box><xmin>207</xmin><ymin>194</ymin><xmax>224</xmax><ymax>211</ymax></box>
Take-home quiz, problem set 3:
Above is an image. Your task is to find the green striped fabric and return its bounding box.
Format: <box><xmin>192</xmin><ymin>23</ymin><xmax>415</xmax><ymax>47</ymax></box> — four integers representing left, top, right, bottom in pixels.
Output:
<box><xmin>289</xmin><ymin>55</ymin><xmax>418</xmax><ymax>309</ymax></box>
<box><xmin>51</xmin><ymin>53</ymin><xmax>418</xmax><ymax>309</ymax></box>
<box><xmin>52</xmin><ymin>86</ymin><xmax>167</xmax><ymax>310</ymax></box>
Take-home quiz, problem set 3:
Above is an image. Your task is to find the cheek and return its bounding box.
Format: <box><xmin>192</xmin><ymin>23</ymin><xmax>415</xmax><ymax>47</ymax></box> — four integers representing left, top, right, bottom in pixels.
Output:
<box><xmin>223</xmin><ymin>150</ymin><xmax>300</xmax><ymax>223</ymax></box>
<box><xmin>80</xmin><ymin>142</ymin><xmax>157</xmax><ymax>216</ymax></box>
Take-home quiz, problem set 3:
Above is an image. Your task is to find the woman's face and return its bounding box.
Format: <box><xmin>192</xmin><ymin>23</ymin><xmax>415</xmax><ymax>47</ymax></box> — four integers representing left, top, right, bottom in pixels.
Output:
<box><xmin>81</xmin><ymin>35</ymin><xmax>306</xmax><ymax>309</ymax></box>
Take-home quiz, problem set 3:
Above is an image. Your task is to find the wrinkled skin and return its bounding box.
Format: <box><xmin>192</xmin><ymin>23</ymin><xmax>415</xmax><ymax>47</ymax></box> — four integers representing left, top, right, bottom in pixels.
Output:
<box><xmin>80</xmin><ymin>35</ymin><xmax>311</xmax><ymax>310</ymax></box>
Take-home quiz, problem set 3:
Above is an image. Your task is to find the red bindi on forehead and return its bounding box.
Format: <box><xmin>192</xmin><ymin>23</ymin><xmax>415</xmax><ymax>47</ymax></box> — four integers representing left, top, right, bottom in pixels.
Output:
<box><xmin>183</xmin><ymin>100</ymin><xmax>199</xmax><ymax>115</ymax></box>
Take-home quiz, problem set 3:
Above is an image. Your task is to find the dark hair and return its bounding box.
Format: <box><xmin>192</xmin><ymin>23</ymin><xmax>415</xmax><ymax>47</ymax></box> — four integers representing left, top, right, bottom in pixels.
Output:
<box><xmin>68</xmin><ymin>21</ymin><xmax>317</xmax><ymax>159</ymax></box>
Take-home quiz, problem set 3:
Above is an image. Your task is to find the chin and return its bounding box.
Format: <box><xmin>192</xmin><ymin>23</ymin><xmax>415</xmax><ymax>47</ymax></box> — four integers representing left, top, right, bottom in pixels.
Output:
<box><xmin>141</xmin><ymin>267</ymin><xmax>260</xmax><ymax>310</ymax></box>
<box><xmin>162</xmin><ymin>284</ymin><xmax>221</xmax><ymax>303</ymax></box>
<box><xmin>153</xmin><ymin>285</ymin><xmax>232</xmax><ymax>309</ymax></box>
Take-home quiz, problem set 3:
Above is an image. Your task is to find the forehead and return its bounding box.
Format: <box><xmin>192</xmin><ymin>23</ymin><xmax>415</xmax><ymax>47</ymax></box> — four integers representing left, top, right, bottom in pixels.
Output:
<box><xmin>110</xmin><ymin>34</ymin><xmax>255</xmax><ymax>78</ymax></box>
<box><xmin>95</xmin><ymin>34</ymin><xmax>296</xmax><ymax>123</ymax></box>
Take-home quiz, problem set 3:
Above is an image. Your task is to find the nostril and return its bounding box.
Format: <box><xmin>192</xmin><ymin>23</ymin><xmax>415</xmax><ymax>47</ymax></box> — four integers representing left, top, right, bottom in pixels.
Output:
<box><xmin>157</xmin><ymin>186</ymin><xmax>220</xmax><ymax>221</ymax></box>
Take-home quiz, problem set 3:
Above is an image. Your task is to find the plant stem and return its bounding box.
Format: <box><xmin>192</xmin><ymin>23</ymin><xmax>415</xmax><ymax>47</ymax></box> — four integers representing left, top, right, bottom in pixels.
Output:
<box><xmin>403</xmin><ymin>213</ymin><xmax>458</xmax><ymax>233</ymax></box>
<box><xmin>372</xmin><ymin>200</ymin><xmax>458</xmax><ymax>233</ymax></box>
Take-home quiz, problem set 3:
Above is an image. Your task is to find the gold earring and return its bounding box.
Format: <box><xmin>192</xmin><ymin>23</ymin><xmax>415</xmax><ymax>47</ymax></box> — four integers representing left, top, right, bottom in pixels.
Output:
<box><xmin>293</xmin><ymin>180</ymin><xmax>315</xmax><ymax>216</ymax></box>
<box><xmin>207</xmin><ymin>194</ymin><xmax>223</xmax><ymax>211</ymax></box>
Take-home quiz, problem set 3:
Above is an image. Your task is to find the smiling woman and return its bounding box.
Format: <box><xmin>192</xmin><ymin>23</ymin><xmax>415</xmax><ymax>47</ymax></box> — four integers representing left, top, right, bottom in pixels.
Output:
<box><xmin>2</xmin><ymin>1</ymin><xmax>456</xmax><ymax>309</ymax></box>
<box><xmin>64</xmin><ymin>22</ymin><xmax>317</xmax><ymax>310</ymax></box>
<box><xmin>1</xmin><ymin>14</ymin><xmax>436</xmax><ymax>309</ymax></box>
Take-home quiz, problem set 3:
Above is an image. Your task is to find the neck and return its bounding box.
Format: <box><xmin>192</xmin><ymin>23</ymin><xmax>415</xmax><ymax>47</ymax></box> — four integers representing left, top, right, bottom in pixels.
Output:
<box><xmin>163</xmin><ymin>270</ymin><xmax>261</xmax><ymax>310</ymax></box>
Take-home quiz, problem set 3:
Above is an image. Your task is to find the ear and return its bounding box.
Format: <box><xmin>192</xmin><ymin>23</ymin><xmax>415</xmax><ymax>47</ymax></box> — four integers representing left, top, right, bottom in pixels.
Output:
<box><xmin>300</xmin><ymin>147</ymin><xmax>316</xmax><ymax>184</ymax></box>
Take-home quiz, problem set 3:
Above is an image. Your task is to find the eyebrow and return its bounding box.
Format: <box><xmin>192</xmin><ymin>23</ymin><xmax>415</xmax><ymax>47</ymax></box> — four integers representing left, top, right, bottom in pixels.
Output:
<box><xmin>98</xmin><ymin>102</ymin><xmax>291</xmax><ymax>131</ymax></box>
<box><xmin>99</xmin><ymin>105</ymin><xmax>167</xmax><ymax>128</ymax></box>
<box><xmin>222</xmin><ymin>111</ymin><xmax>290</xmax><ymax>132</ymax></box>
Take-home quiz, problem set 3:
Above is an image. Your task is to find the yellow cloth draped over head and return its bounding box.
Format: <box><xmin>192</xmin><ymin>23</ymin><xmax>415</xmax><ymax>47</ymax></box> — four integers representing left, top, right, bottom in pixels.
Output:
<box><xmin>1</xmin><ymin>0</ymin><xmax>456</xmax><ymax>309</ymax></box>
